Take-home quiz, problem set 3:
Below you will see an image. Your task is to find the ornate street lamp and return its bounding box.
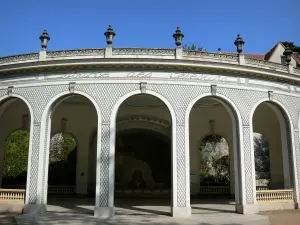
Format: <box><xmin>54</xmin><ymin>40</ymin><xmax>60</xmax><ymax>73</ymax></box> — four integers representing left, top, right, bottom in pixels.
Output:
<box><xmin>104</xmin><ymin>25</ymin><xmax>116</xmax><ymax>45</ymax></box>
<box><xmin>173</xmin><ymin>27</ymin><xmax>184</xmax><ymax>47</ymax></box>
<box><xmin>234</xmin><ymin>34</ymin><xmax>245</xmax><ymax>54</ymax></box>
<box><xmin>39</xmin><ymin>29</ymin><xmax>50</xmax><ymax>50</ymax></box>
<box><xmin>283</xmin><ymin>46</ymin><xmax>293</xmax><ymax>64</ymax></box>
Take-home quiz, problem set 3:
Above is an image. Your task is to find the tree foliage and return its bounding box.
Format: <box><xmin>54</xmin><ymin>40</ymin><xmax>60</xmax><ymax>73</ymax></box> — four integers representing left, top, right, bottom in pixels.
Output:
<box><xmin>183</xmin><ymin>44</ymin><xmax>206</xmax><ymax>52</ymax></box>
<box><xmin>254</xmin><ymin>133</ymin><xmax>270</xmax><ymax>181</ymax></box>
<box><xmin>48</xmin><ymin>133</ymin><xmax>77</xmax><ymax>185</ymax></box>
<box><xmin>2</xmin><ymin>130</ymin><xmax>30</xmax><ymax>178</ymax></box>
<box><xmin>282</xmin><ymin>42</ymin><xmax>300</xmax><ymax>52</ymax></box>
<box><xmin>199</xmin><ymin>134</ymin><xmax>230</xmax><ymax>185</ymax></box>
<box><xmin>49</xmin><ymin>133</ymin><xmax>77</xmax><ymax>163</ymax></box>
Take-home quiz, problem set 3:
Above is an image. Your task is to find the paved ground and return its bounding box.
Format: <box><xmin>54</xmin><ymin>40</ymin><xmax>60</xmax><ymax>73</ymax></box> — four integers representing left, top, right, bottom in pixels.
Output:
<box><xmin>1</xmin><ymin>198</ymin><xmax>300</xmax><ymax>224</ymax></box>
<box><xmin>260</xmin><ymin>210</ymin><xmax>300</xmax><ymax>225</ymax></box>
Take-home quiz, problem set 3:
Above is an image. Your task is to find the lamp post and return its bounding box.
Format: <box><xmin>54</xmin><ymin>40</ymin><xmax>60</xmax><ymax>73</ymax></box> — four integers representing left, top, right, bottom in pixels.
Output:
<box><xmin>173</xmin><ymin>27</ymin><xmax>184</xmax><ymax>47</ymax></box>
<box><xmin>39</xmin><ymin>29</ymin><xmax>50</xmax><ymax>50</ymax></box>
<box><xmin>104</xmin><ymin>25</ymin><xmax>116</xmax><ymax>45</ymax></box>
<box><xmin>234</xmin><ymin>34</ymin><xmax>245</xmax><ymax>54</ymax></box>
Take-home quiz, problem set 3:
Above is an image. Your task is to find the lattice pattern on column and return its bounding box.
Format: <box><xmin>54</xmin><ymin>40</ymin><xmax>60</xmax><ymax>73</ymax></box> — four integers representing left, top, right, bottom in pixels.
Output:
<box><xmin>176</xmin><ymin>124</ymin><xmax>186</xmax><ymax>206</ymax></box>
<box><xmin>98</xmin><ymin>124</ymin><xmax>110</xmax><ymax>206</ymax></box>
<box><xmin>242</xmin><ymin>126</ymin><xmax>255</xmax><ymax>204</ymax></box>
<box><xmin>293</xmin><ymin>130</ymin><xmax>300</xmax><ymax>201</ymax></box>
<box><xmin>27</xmin><ymin>123</ymin><xmax>41</xmax><ymax>203</ymax></box>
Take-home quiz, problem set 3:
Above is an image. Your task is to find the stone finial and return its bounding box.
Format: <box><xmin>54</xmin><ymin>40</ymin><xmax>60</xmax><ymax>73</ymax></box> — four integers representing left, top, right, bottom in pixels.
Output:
<box><xmin>283</xmin><ymin>46</ymin><xmax>293</xmax><ymax>64</ymax></box>
<box><xmin>104</xmin><ymin>25</ymin><xmax>116</xmax><ymax>45</ymax></box>
<box><xmin>173</xmin><ymin>27</ymin><xmax>184</xmax><ymax>47</ymax></box>
<box><xmin>234</xmin><ymin>34</ymin><xmax>245</xmax><ymax>54</ymax></box>
<box><xmin>39</xmin><ymin>29</ymin><xmax>50</xmax><ymax>50</ymax></box>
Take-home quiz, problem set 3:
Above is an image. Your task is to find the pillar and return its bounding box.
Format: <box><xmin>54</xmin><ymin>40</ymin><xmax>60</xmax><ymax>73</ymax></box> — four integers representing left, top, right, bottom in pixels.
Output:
<box><xmin>171</xmin><ymin>123</ymin><xmax>191</xmax><ymax>217</ymax></box>
<box><xmin>293</xmin><ymin>129</ymin><xmax>300</xmax><ymax>207</ymax></box>
<box><xmin>94</xmin><ymin>123</ymin><xmax>114</xmax><ymax>218</ymax></box>
<box><xmin>23</xmin><ymin>121</ymin><xmax>46</xmax><ymax>214</ymax></box>
<box><xmin>236</xmin><ymin>125</ymin><xmax>258</xmax><ymax>214</ymax></box>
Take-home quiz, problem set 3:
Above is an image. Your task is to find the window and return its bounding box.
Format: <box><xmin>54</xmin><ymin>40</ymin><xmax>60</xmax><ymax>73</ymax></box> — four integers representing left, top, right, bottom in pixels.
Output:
<box><xmin>281</xmin><ymin>55</ymin><xmax>287</xmax><ymax>65</ymax></box>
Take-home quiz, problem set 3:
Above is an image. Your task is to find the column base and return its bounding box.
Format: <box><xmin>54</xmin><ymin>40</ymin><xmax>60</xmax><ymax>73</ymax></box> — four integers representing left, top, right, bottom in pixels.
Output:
<box><xmin>236</xmin><ymin>204</ymin><xmax>258</xmax><ymax>214</ymax></box>
<box><xmin>94</xmin><ymin>207</ymin><xmax>115</xmax><ymax>219</ymax></box>
<box><xmin>23</xmin><ymin>204</ymin><xmax>46</xmax><ymax>215</ymax></box>
<box><xmin>171</xmin><ymin>206</ymin><xmax>191</xmax><ymax>217</ymax></box>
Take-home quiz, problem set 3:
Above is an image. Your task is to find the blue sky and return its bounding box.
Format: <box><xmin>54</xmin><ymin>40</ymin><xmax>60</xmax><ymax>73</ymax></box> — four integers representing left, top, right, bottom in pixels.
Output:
<box><xmin>0</xmin><ymin>0</ymin><xmax>299</xmax><ymax>57</ymax></box>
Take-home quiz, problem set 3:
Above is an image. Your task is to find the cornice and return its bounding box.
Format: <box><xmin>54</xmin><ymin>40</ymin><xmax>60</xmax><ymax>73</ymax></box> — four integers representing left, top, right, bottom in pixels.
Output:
<box><xmin>0</xmin><ymin>48</ymin><xmax>299</xmax><ymax>85</ymax></box>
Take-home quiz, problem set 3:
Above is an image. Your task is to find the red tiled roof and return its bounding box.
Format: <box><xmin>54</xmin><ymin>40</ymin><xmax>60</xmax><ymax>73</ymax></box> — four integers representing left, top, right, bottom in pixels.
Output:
<box><xmin>244</xmin><ymin>53</ymin><xmax>265</xmax><ymax>60</ymax></box>
<box><xmin>219</xmin><ymin>52</ymin><xmax>265</xmax><ymax>60</ymax></box>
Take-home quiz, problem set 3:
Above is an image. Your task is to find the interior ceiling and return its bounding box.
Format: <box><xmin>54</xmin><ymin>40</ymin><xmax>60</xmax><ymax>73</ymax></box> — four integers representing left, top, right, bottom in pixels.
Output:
<box><xmin>62</xmin><ymin>94</ymin><xmax>221</xmax><ymax>108</ymax></box>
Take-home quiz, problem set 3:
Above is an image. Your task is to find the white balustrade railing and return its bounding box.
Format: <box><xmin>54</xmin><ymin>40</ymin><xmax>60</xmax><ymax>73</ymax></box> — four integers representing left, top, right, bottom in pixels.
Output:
<box><xmin>3</xmin><ymin>185</ymin><xmax>76</xmax><ymax>195</ymax></box>
<box><xmin>256</xmin><ymin>186</ymin><xmax>270</xmax><ymax>190</ymax></box>
<box><xmin>48</xmin><ymin>185</ymin><xmax>76</xmax><ymax>194</ymax></box>
<box><xmin>199</xmin><ymin>186</ymin><xmax>230</xmax><ymax>194</ymax></box>
<box><xmin>0</xmin><ymin>189</ymin><xmax>25</xmax><ymax>202</ymax></box>
<box><xmin>256</xmin><ymin>189</ymin><xmax>294</xmax><ymax>203</ymax></box>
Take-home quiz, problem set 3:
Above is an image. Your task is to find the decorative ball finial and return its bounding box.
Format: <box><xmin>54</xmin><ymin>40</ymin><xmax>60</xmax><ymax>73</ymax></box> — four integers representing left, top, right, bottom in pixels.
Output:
<box><xmin>39</xmin><ymin>29</ymin><xmax>50</xmax><ymax>50</ymax></box>
<box><xmin>104</xmin><ymin>25</ymin><xmax>116</xmax><ymax>45</ymax></box>
<box><xmin>283</xmin><ymin>46</ymin><xmax>293</xmax><ymax>64</ymax></box>
<box><xmin>173</xmin><ymin>26</ymin><xmax>184</xmax><ymax>47</ymax></box>
<box><xmin>234</xmin><ymin>34</ymin><xmax>245</xmax><ymax>54</ymax></box>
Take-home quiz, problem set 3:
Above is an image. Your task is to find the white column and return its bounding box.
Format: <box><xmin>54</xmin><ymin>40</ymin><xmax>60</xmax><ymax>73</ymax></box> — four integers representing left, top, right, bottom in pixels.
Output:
<box><xmin>292</xmin><ymin>129</ymin><xmax>300</xmax><ymax>207</ymax></box>
<box><xmin>236</xmin><ymin>125</ymin><xmax>258</xmax><ymax>214</ymax></box>
<box><xmin>171</xmin><ymin>123</ymin><xmax>191</xmax><ymax>217</ymax></box>
<box><xmin>23</xmin><ymin>121</ymin><xmax>46</xmax><ymax>214</ymax></box>
<box><xmin>94</xmin><ymin>123</ymin><xmax>114</xmax><ymax>218</ymax></box>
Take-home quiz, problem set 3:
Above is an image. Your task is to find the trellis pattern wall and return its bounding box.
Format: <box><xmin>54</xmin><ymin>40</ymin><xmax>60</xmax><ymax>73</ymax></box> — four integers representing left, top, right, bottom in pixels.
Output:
<box><xmin>0</xmin><ymin>72</ymin><xmax>300</xmax><ymax>212</ymax></box>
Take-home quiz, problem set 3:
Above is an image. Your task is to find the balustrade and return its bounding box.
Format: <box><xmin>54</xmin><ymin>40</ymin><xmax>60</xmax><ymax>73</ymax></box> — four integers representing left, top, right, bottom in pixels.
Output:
<box><xmin>0</xmin><ymin>189</ymin><xmax>25</xmax><ymax>202</ymax></box>
<box><xmin>256</xmin><ymin>189</ymin><xmax>294</xmax><ymax>203</ymax></box>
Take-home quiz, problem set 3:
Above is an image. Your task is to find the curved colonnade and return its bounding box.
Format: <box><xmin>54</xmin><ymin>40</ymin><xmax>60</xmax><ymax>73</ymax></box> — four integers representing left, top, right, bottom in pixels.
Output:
<box><xmin>0</xmin><ymin>46</ymin><xmax>300</xmax><ymax>218</ymax></box>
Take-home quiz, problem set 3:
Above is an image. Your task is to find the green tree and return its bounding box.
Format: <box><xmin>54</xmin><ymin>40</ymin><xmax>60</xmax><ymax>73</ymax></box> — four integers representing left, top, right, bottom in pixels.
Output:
<box><xmin>183</xmin><ymin>44</ymin><xmax>205</xmax><ymax>51</ymax></box>
<box><xmin>199</xmin><ymin>134</ymin><xmax>230</xmax><ymax>185</ymax></box>
<box><xmin>282</xmin><ymin>42</ymin><xmax>300</xmax><ymax>52</ymax></box>
<box><xmin>254</xmin><ymin>133</ymin><xmax>270</xmax><ymax>181</ymax></box>
<box><xmin>2</xmin><ymin>130</ymin><xmax>30</xmax><ymax>178</ymax></box>
<box><xmin>49</xmin><ymin>133</ymin><xmax>77</xmax><ymax>163</ymax></box>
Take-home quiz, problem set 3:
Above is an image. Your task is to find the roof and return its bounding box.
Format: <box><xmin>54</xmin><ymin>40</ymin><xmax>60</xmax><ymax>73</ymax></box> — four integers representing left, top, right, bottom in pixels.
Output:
<box><xmin>264</xmin><ymin>42</ymin><xmax>281</xmax><ymax>60</ymax></box>
<box><xmin>218</xmin><ymin>52</ymin><xmax>264</xmax><ymax>60</ymax></box>
<box><xmin>292</xmin><ymin>52</ymin><xmax>300</xmax><ymax>66</ymax></box>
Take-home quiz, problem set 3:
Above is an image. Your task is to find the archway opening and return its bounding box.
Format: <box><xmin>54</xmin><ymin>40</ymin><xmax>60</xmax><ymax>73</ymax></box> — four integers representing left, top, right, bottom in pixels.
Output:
<box><xmin>189</xmin><ymin>96</ymin><xmax>239</xmax><ymax>213</ymax></box>
<box><xmin>253</xmin><ymin>132</ymin><xmax>270</xmax><ymax>188</ymax></box>
<box><xmin>115</xmin><ymin>94</ymin><xmax>172</xmax><ymax>215</ymax></box>
<box><xmin>199</xmin><ymin>134</ymin><xmax>230</xmax><ymax>187</ymax></box>
<box><xmin>252</xmin><ymin>102</ymin><xmax>295</xmax><ymax>206</ymax></box>
<box><xmin>48</xmin><ymin>133</ymin><xmax>77</xmax><ymax>190</ymax></box>
<box><xmin>45</xmin><ymin>94</ymin><xmax>98</xmax><ymax>214</ymax></box>
<box><xmin>0</xmin><ymin>98</ymin><xmax>31</xmax><ymax>202</ymax></box>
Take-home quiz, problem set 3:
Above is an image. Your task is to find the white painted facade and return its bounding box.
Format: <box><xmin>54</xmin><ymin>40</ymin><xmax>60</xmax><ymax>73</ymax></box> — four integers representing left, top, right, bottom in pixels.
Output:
<box><xmin>0</xmin><ymin>46</ymin><xmax>300</xmax><ymax>218</ymax></box>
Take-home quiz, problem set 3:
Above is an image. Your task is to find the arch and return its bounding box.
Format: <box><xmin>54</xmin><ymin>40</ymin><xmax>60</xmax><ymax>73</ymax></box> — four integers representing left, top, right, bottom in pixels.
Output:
<box><xmin>116</xmin><ymin>115</ymin><xmax>171</xmax><ymax>137</ymax></box>
<box><xmin>37</xmin><ymin>90</ymin><xmax>102</xmax><ymax>205</ymax></box>
<box><xmin>0</xmin><ymin>94</ymin><xmax>34</xmax><ymax>204</ymax></box>
<box><xmin>185</xmin><ymin>93</ymin><xmax>245</xmax><ymax>205</ymax></box>
<box><xmin>250</xmin><ymin>98</ymin><xmax>299</xmax><ymax>202</ymax></box>
<box><xmin>109</xmin><ymin>90</ymin><xmax>177</xmax><ymax>207</ymax></box>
